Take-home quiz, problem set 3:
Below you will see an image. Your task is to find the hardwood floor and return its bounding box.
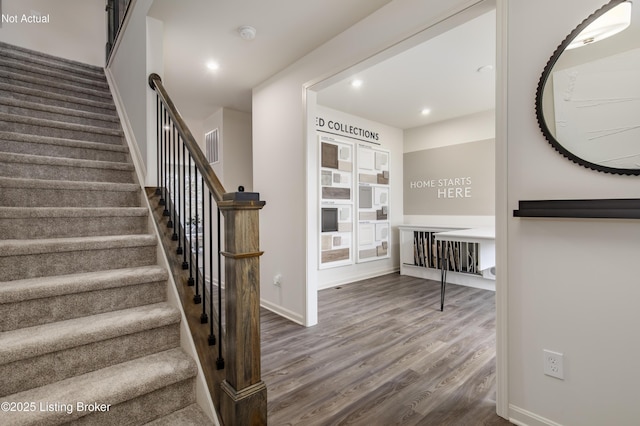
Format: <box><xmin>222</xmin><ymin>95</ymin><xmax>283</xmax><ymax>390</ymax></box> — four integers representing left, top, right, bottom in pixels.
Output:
<box><xmin>261</xmin><ymin>273</ymin><xmax>511</xmax><ymax>426</ymax></box>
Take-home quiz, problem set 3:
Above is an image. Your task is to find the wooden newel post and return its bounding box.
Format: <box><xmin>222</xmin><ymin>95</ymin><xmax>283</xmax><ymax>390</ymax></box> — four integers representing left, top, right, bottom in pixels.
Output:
<box><xmin>218</xmin><ymin>190</ymin><xmax>267</xmax><ymax>426</ymax></box>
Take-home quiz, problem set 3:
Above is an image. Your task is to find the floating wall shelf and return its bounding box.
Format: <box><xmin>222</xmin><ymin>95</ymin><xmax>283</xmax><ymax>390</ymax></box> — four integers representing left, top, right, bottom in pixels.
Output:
<box><xmin>513</xmin><ymin>199</ymin><xmax>640</xmax><ymax>219</ymax></box>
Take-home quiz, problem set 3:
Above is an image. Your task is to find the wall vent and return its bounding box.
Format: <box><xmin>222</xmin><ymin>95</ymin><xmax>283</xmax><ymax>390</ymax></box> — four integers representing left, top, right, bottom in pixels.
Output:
<box><xmin>205</xmin><ymin>129</ymin><xmax>219</xmax><ymax>164</ymax></box>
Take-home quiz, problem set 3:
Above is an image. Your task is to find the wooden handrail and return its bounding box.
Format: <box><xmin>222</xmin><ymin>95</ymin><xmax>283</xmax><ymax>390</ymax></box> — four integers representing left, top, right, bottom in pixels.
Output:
<box><xmin>148</xmin><ymin>73</ymin><xmax>226</xmax><ymax>203</ymax></box>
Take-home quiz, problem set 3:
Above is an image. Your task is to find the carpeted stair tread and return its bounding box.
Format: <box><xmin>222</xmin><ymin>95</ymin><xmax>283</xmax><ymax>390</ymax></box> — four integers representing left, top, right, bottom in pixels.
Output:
<box><xmin>0</xmin><ymin>234</ymin><xmax>156</xmax><ymax>257</ymax></box>
<box><xmin>0</xmin><ymin>131</ymin><xmax>128</xmax><ymax>162</ymax></box>
<box><xmin>0</xmin><ymin>176</ymin><xmax>138</xmax><ymax>191</ymax></box>
<box><xmin>0</xmin><ymin>176</ymin><xmax>141</xmax><ymax>208</ymax></box>
<box><xmin>0</xmin><ymin>81</ymin><xmax>115</xmax><ymax>114</ymax></box>
<box><xmin>0</xmin><ymin>265</ymin><xmax>166</xmax><ymax>304</ymax></box>
<box><xmin>0</xmin><ymin>206</ymin><xmax>147</xmax><ymax>220</ymax></box>
<box><xmin>0</xmin><ymin>56</ymin><xmax>110</xmax><ymax>91</ymax></box>
<box><xmin>0</xmin><ymin>235</ymin><xmax>158</xmax><ymax>281</ymax></box>
<box><xmin>0</xmin><ymin>266</ymin><xmax>167</xmax><ymax>332</ymax></box>
<box><xmin>0</xmin><ymin>154</ymin><xmax>134</xmax><ymax>183</ymax></box>
<box><xmin>0</xmin><ymin>206</ymin><xmax>148</xmax><ymax>239</ymax></box>
<box><xmin>0</xmin><ymin>151</ymin><xmax>134</xmax><ymax>173</ymax></box>
<box><xmin>143</xmin><ymin>404</ymin><xmax>213</xmax><ymax>425</ymax></box>
<box><xmin>0</xmin><ymin>96</ymin><xmax>120</xmax><ymax>127</ymax></box>
<box><xmin>0</xmin><ymin>112</ymin><xmax>123</xmax><ymax>138</ymax></box>
<box><xmin>0</xmin><ymin>68</ymin><xmax>112</xmax><ymax>100</ymax></box>
<box><xmin>0</xmin><ymin>302</ymin><xmax>179</xmax><ymax>365</ymax></box>
<box><xmin>1</xmin><ymin>348</ymin><xmax>197</xmax><ymax>425</ymax></box>
<box><xmin>0</xmin><ymin>41</ymin><xmax>106</xmax><ymax>80</ymax></box>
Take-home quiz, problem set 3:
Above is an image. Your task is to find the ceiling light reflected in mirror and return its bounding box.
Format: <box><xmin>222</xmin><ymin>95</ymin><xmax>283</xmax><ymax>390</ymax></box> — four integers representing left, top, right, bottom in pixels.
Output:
<box><xmin>567</xmin><ymin>0</ymin><xmax>632</xmax><ymax>50</ymax></box>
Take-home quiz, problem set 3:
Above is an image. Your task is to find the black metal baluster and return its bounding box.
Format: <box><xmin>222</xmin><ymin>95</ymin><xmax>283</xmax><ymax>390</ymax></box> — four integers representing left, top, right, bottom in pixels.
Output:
<box><xmin>155</xmin><ymin>95</ymin><xmax>161</xmax><ymax>196</ymax></box>
<box><xmin>187</xmin><ymin>152</ymin><xmax>194</xmax><ymax>286</ymax></box>
<box><xmin>159</xmin><ymin>103</ymin><xmax>165</xmax><ymax>206</ymax></box>
<box><xmin>181</xmin><ymin>141</ymin><xmax>188</xmax><ymax>268</ymax></box>
<box><xmin>166</xmin><ymin>120</ymin><xmax>174</xmax><ymax>228</ymax></box>
<box><xmin>176</xmin><ymin>134</ymin><xmax>183</xmax><ymax>254</ymax></box>
<box><xmin>216</xmin><ymin>206</ymin><xmax>224</xmax><ymax>369</ymax></box>
<box><xmin>169</xmin><ymin>126</ymin><xmax>178</xmax><ymax>236</ymax></box>
<box><xmin>194</xmin><ymin>171</ymin><xmax>201</xmax><ymax>303</ymax></box>
<box><xmin>162</xmin><ymin>108</ymin><xmax>170</xmax><ymax>217</ymax></box>
<box><xmin>208</xmin><ymin>192</ymin><xmax>216</xmax><ymax>345</ymax></box>
<box><xmin>201</xmin><ymin>180</ymin><xmax>208</xmax><ymax>323</ymax></box>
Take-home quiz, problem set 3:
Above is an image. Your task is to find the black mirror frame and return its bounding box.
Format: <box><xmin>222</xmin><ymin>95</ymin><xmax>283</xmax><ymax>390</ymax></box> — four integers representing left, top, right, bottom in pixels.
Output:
<box><xmin>535</xmin><ymin>0</ymin><xmax>640</xmax><ymax>176</ymax></box>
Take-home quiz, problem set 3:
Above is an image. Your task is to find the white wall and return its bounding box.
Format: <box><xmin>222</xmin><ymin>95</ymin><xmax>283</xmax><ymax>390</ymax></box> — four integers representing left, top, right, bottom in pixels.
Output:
<box><xmin>314</xmin><ymin>105</ymin><xmax>403</xmax><ymax>290</ymax></box>
<box><xmin>502</xmin><ymin>1</ymin><xmax>640</xmax><ymax>425</ymax></box>
<box><xmin>108</xmin><ymin>0</ymin><xmax>154</xmax><ymax>184</ymax></box>
<box><xmin>404</xmin><ymin>109</ymin><xmax>495</xmax><ymax>152</ymax></box>
<box><xmin>200</xmin><ymin>107</ymin><xmax>252</xmax><ymax>193</ymax></box>
<box><xmin>221</xmin><ymin>109</ymin><xmax>253</xmax><ymax>193</ymax></box>
<box><xmin>253</xmin><ymin>0</ymin><xmax>495</xmax><ymax>327</ymax></box>
<box><xmin>0</xmin><ymin>0</ymin><xmax>105</xmax><ymax>66</ymax></box>
<box><xmin>198</xmin><ymin>107</ymin><xmax>252</xmax><ymax>288</ymax></box>
<box><xmin>403</xmin><ymin>109</ymin><xmax>495</xmax><ymax>228</ymax></box>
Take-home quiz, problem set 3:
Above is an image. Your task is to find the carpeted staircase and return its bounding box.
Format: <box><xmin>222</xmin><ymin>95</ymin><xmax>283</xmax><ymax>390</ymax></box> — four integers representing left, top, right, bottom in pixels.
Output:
<box><xmin>0</xmin><ymin>42</ymin><xmax>213</xmax><ymax>425</ymax></box>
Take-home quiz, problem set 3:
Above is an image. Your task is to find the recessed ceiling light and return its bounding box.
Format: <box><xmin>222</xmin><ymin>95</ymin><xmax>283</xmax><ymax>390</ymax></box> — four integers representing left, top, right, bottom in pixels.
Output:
<box><xmin>206</xmin><ymin>61</ymin><xmax>220</xmax><ymax>71</ymax></box>
<box><xmin>476</xmin><ymin>64</ymin><xmax>494</xmax><ymax>73</ymax></box>
<box><xmin>351</xmin><ymin>79</ymin><xmax>363</xmax><ymax>88</ymax></box>
<box><xmin>421</xmin><ymin>108</ymin><xmax>431</xmax><ymax>116</ymax></box>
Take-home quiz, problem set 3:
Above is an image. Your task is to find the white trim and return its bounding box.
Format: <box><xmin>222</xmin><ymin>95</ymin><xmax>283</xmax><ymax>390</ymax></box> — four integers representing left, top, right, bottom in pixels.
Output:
<box><xmin>509</xmin><ymin>405</ymin><xmax>565</xmax><ymax>426</ymax></box>
<box><xmin>495</xmin><ymin>0</ymin><xmax>510</xmax><ymax>419</ymax></box>
<box><xmin>303</xmin><ymin>85</ymin><xmax>319</xmax><ymax>327</ymax></box>
<box><xmin>261</xmin><ymin>298</ymin><xmax>305</xmax><ymax>326</ymax></box>
<box><xmin>104</xmin><ymin>68</ymin><xmax>147</xmax><ymax>186</ymax></box>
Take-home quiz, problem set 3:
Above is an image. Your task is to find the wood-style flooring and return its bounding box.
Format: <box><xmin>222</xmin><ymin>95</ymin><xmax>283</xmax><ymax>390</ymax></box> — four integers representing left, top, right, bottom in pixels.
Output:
<box><xmin>261</xmin><ymin>273</ymin><xmax>511</xmax><ymax>426</ymax></box>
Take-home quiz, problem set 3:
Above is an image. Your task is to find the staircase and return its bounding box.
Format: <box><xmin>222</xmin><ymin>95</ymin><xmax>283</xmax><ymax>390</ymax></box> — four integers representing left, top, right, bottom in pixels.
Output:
<box><xmin>0</xmin><ymin>42</ymin><xmax>213</xmax><ymax>425</ymax></box>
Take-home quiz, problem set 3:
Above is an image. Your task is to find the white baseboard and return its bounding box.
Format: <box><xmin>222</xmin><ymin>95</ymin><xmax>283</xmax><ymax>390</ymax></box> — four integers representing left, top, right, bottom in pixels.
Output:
<box><xmin>509</xmin><ymin>405</ymin><xmax>564</xmax><ymax>426</ymax></box>
<box><xmin>261</xmin><ymin>299</ymin><xmax>305</xmax><ymax>325</ymax></box>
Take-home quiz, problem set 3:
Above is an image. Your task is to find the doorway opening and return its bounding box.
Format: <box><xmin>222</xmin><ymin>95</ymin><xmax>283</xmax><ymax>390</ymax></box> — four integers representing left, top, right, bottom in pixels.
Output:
<box><xmin>301</xmin><ymin>0</ymin><xmax>502</xmax><ymax>419</ymax></box>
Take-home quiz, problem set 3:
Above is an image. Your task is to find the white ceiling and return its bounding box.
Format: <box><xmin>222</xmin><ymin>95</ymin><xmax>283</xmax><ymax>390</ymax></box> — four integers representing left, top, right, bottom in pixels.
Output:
<box><xmin>148</xmin><ymin>0</ymin><xmax>392</xmax><ymax>120</ymax></box>
<box><xmin>317</xmin><ymin>10</ymin><xmax>496</xmax><ymax>130</ymax></box>
<box><xmin>148</xmin><ymin>1</ymin><xmax>495</xmax><ymax>129</ymax></box>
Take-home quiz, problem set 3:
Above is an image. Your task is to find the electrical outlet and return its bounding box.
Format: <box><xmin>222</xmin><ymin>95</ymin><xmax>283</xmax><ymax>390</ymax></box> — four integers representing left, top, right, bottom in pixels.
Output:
<box><xmin>543</xmin><ymin>349</ymin><xmax>564</xmax><ymax>380</ymax></box>
<box><xmin>273</xmin><ymin>274</ymin><xmax>282</xmax><ymax>287</ymax></box>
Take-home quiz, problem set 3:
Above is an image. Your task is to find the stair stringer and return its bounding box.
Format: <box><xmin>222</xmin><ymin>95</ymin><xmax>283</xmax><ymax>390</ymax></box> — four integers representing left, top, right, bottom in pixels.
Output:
<box><xmin>105</xmin><ymin>68</ymin><xmax>219</xmax><ymax>426</ymax></box>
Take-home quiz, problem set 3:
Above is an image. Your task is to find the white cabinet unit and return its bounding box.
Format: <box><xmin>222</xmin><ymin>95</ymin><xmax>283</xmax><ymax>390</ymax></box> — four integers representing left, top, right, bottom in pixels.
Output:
<box><xmin>399</xmin><ymin>225</ymin><xmax>495</xmax><ymax>291</ymax></box>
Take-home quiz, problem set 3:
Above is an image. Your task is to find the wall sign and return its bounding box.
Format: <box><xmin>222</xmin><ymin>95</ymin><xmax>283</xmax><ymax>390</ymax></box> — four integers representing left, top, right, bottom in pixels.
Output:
<box><xmin>403</xmin><ymin>139</ymin><xmax>494</xmax><ymax>215</ymax></box>
<box><xmin>316</xmin><ymin>116</ymin><xmax>380</xmax><ymax>144</ymax></box>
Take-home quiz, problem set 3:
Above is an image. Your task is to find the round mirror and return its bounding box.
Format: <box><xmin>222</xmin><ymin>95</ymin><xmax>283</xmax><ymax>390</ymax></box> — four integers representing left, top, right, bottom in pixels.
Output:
<box><xmin>536</xmin><ymin>0</ymin><xmax>640</xmax><ymax>175</ymax></box>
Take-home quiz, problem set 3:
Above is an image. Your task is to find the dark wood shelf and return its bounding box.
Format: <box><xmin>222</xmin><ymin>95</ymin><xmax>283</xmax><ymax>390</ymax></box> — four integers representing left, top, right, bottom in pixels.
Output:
<box><xmin>514</xmin><ymin>199</ymin><xmax>640</xmax><ymax>219</ymax></box>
